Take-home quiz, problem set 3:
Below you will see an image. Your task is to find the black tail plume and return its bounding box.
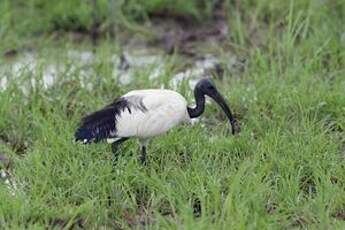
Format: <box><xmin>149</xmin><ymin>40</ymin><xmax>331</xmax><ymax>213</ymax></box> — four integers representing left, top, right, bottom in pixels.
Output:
<box><xmin>75</xmin><ymin>97</ymin><xmax>130</xmax><ymax>143</ymax></box>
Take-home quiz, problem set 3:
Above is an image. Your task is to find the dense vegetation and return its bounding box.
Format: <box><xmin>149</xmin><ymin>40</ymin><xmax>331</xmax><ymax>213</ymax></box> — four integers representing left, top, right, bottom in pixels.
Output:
<box><xmin>0</xmin><ymin>0</ymin><xmax>344</xmax><ymax>229</ymax></box>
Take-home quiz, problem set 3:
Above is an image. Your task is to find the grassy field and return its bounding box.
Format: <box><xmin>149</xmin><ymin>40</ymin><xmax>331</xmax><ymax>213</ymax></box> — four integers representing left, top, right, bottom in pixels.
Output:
<box><xmin>1</xmin><ymin>0</ymin><xmax>345</xmax><ymax>229</ymax></box>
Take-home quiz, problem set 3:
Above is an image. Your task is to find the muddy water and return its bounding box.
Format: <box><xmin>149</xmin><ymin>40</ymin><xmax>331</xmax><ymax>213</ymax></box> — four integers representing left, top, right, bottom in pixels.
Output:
<box><xmin>0</xmin><ymin>48</ymin><xmax>240</xmax><ymax>93</ymax></box>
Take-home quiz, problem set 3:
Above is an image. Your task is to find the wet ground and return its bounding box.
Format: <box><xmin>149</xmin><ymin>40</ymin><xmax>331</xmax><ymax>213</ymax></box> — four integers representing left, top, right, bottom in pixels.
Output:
<box><xmin>0</xmin><ymin>0</ymin><xmax>249</xmax><ymax>93</ymax></box>
<box><xmin>0</xmin><ymin>47</ymin><xmax>246</xmax><ymax>92</ymax></box>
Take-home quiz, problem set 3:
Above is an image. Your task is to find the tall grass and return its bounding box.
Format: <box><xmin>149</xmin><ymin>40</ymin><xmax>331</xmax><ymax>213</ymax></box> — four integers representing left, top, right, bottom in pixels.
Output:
<box><xmin>0</xmin><ymin>0</ymin><xmax>345</xmax><ymax>228</ymax></box>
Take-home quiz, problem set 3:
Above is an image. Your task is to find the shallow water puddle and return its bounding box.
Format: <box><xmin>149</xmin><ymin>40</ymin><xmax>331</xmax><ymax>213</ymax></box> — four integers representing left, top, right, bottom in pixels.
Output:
<box><xmin>169</xmin><ymin>54</ymin><xmax>221</xmax><ymax>90</ymax></box>
<box><xmin>0</xmin><ymin>52</ymin><xmax>60</xmax><ymax>92</ymax></box>
<box><xmin>113</xmin><ymin>51</ymin><xmax>165</xmax><ymax>85</ymax></box>
<box><xmin>0</xmin><ymin>49</ymin><xmax>166</xmax><ymax>90</ymax></box>
<box><xmin>0</xmin><ymin>49</ymin><xmax>240</xmax><ymax>93</ymax></box>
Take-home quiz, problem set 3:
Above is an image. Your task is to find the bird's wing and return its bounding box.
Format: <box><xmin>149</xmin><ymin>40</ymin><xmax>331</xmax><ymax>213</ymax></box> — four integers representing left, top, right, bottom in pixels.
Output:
<box><xmin>116</xmin><ymin>91</ymin><xmax>189</xmax><ymax>138</ymax></box>
<box><xmin>75</xmin><ymin>89</ymin><xmax>188</xmax><ymax>142</ymax></box>
<box><xmin>75</xmin><ymin>97</ymin><xmax>132</xmax><ymax>143</ymax></box>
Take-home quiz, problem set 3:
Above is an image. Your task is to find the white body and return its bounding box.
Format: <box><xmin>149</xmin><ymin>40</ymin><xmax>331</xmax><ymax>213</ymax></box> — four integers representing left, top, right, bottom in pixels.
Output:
<box><xmin>109</xmin><ymin>89</ymin><xmax>191</xmax><ymax>142</ymax></box>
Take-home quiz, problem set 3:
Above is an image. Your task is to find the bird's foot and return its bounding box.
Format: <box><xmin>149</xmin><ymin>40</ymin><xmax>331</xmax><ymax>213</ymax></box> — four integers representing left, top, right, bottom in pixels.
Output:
<box><xmin>139</xmin><ymin>145</ymin><xmax>147</xmax><ymax>165</ymax></box>
<box><xmin>139</xmin><ymin>139</ymin><xmax>148</xmax><ymax>165</ymax></box>
<box><xmin>139</xmin><ymin>155</ymin><xmax>146</xmax><ymax>165</ymax></box>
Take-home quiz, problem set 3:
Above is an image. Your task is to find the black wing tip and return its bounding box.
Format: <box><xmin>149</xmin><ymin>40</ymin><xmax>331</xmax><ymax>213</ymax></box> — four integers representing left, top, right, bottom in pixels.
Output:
<box><xmin>74</xmin><ymin>97</ymin><xmax>130</xmax><ymax>144</ymax></box>
<box><xmin>75</xmin><ymin>128</ymin><xmax>94</xmax><ymax>144</ymax></box>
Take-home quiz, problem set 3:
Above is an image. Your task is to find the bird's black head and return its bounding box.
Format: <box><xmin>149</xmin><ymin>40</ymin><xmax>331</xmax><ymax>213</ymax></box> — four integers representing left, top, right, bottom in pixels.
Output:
<box><xmin>195</xmin><ymin>78</ymin><xmax>239</xmax><ymax>135</ymax></box>
<box><xmin>195</xmin><ymin>78</ymin><xmax>217</xmax><ymax>95</ymax></box>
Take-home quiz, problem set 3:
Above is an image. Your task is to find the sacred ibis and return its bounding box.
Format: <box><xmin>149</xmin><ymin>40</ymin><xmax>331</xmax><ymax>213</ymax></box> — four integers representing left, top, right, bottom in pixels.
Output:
<box><xmin>75</xmin><ymin>78</ymin><xmax>238</xmax><ymax>164</ymax></box>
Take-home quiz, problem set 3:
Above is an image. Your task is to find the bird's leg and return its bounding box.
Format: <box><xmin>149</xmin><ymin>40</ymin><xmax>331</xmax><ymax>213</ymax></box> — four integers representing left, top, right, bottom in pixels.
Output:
<box><xmin>111</xmin><ymin>143</ymin><xmax>119</xmax><ymax>154</ymax></box>
<box><xmin>139</xmin><ymin>139</ymin><xmax>149</xmax><ymax>165</ymax></box>
<box><xmin>140</xmin><ymin>145</ymin><xmax>147</xmax><ymax>165</ymax></box>
<box><xmin>111</xmin><ymin>138</ymin><xmax>129</xmax><ymax>163</ymax></box>
<box><xmin>111</xmin><ymin>143</ymin><xmax>120</xmax><ymax>161</ymax></box>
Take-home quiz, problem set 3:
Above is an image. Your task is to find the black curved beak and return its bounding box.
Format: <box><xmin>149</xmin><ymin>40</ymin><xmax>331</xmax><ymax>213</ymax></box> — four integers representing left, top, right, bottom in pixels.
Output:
<box><xmin>206</xmin><ymin>89</ymin><xmax>238</xmax><ymax>135</ymax></box>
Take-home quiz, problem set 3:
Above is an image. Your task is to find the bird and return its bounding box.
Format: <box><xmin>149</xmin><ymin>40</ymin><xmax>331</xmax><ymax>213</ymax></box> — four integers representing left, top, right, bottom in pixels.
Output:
<box><xmin>75</xmin><ymin>78</ymin><xmax>239</xmax><ymax>164</ymax></box>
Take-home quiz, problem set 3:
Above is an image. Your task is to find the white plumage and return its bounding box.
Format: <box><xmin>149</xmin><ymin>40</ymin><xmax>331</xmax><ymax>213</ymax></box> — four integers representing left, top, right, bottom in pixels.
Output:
<box><xmin>114</xmin><ymin>89</ymin><xmax>190</xmax><ymax>139</ymax></box>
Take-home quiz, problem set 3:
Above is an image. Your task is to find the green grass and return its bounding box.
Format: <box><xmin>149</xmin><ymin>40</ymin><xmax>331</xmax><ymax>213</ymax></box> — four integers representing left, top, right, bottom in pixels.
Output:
<box><xmin>0</xmin><ymin>0</ymin><xmax>218</xmax><ymax>53</ymax></box>
<box><xmin>1</xmin><ymin>0</ymin><xmax>345</xmax><ymax>229</ymax></box>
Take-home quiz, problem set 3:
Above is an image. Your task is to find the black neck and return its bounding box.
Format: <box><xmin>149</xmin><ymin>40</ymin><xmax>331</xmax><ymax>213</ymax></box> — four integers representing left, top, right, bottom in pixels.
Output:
<box><xmin>187</xmin><ymin>87</ymin><xmax>205</xmax><ymax>118</ymax></box>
